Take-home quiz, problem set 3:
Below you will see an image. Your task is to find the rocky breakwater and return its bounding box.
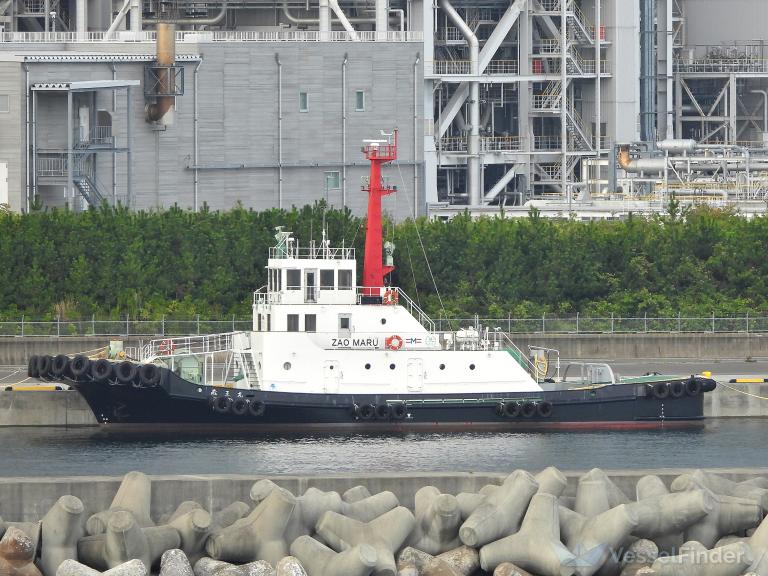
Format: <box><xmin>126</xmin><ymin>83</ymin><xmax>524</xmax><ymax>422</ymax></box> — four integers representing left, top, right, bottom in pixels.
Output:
<box><xmin>1</xmin><ymin>469</ymin><xmax>768</xmax><ymax>576</ymax></box>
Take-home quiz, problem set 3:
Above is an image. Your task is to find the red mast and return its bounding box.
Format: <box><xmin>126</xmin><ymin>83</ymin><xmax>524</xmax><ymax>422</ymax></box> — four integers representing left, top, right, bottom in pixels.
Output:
<box><xmin>361</xmin><ymin>130</ymin><xmax>398</xmax><ymax>293</ymax></box>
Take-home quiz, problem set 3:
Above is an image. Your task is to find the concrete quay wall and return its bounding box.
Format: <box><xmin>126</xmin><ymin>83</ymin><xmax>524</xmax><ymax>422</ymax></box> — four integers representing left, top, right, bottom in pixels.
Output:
<box><xmin>2</xmin><ymin>332</ymin><xmax>768</xmax><ymax>365</ymax></box>
<box><xmin>2</xmin><ymin>469</ymin><xmax>768</xmax><ymax>523</ymax></box>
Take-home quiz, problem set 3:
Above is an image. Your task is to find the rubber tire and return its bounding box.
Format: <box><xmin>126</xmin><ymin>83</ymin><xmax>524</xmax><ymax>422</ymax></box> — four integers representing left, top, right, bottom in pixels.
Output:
<box><xmin>670</xmin><ymin>381</ymin><xmax>685</xmax><ymax>398</ymax></box>
<box><xmin>652</xmin><ymin>382</ymin><xmax>670</xmax><ymax>399</ymax></box>
<box><xmin>359</xmin><ymin>404</ymin><xmax>375</xmax><ymax>420</ymax></box>
<box><xmin>685</xmin><ymin>378</ymin><xmax>702</xmax><ymax>396</ymax></box>
<box><xmin>70</xmin><ymin>355</ymin><xmax>91</xmax><ymax>378</ymax></box>
<box><xmin>213</xmin><ymin>395</ymin><xmax>232</xmax><ymax>414</ymax></box>
<box><xmin>249</xmin><ymin>400</ymin><xmax>266</xmax><ymax>417</ymax></box>
<box><xmin>521</xmin><ymin>401</ymin><xmax>537</xmax><ymax>418</ymax></box>
<box><xmin>116</xmin><ymin>361</ymin><xmax>138</xmax><ymax>385</ymax></box>
<box><xmin>38</xmin><ymin>355</ymin><xmax>53</xmax><ymax>379</ymax></box>
<box><xmin>391</xmin><ymin>402</ymin><xmax>407</xmax><ymax>420</ymax></box>
<box><xmin>51</xmin><ymin>354</ymin><xmax>70</xmax><ymax>377</ymax></box>
<box><xmin>232</xmin><ymin>398</ymin><xmax>249</xmax><ymax>416</ymax></box>
<box><xmin>375</xmin><ymin>404</ymin><xmax>391</xmax><ymax>420</ymax></box>
<box><xmin>495</xmin><ymin>403</ymin><xmax>505</xmax><ymax>417</ymax></box>
<box><xmin>91</xmin><ymin>359</ymin><xmax>114</xmax><ymax>383</ymax></box>
<box><xmin>27</xmin><ymin>355</ymin><xmax>39</xmax><ymax>379</ymax></box>
<box><xmin>503</xmin><ymin>401</ymin><xmax>521</xmax><ymax>418</ymax></box>
<box><xmin>536</xmin><ymin>401</ymin><xmax>553</xmax><ymax>418</ymax></box>
<box><xmin>139</xmin><ymin>363</ymin><xmax>161</xmax><ymax>387</ymax></box>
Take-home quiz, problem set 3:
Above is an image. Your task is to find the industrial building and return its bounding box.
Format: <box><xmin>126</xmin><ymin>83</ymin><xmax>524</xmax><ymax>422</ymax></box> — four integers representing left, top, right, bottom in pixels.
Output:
<box><xmin>0</xmin><ymin>0</ymin><xmax>766</xmax><ymax>218</ymax></box>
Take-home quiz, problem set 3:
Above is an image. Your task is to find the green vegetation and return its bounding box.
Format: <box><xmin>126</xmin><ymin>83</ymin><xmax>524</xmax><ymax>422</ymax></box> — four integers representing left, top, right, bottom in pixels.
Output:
<box><xmin>1</xmin><ymin>204</ymin><xmax>767</xmax><ymax>320</ymax></box>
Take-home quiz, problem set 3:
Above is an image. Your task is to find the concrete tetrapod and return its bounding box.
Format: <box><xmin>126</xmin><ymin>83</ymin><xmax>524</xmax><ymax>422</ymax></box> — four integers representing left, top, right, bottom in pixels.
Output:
<box><xmin>536</xmin><ymin>467</ymin><xmax>568</xmax><ymax>498</ymax></box>
<box><xmin>167</xmin><ymin>508</ymin><xmax>212</xmax><ymax>564</ymax></box>
<box><xmin>342</xmin><ymin>487</ymin><xmax>372</xmax><ymax>504</ymax></box>
<box><xmin>620</xmin><ymin>539</ymin><xmax>659</xmax><ymax>576</ymax></box>
<box><xmin>407</xmin><ymin>487</ymin><xmax>461</xmax><ymax>555</ymax></box>
<box><xmin>633</xmin><ymin>476</ymin><xmax>685</xmax><ymax>553</ymax></box>
<box><xmin>39</xmin><ymin>495</ymin><xmax>86</xmax><ymax>576</ymax></box>
<box><xmin>672</xmin><ymin>471</ymin><xmax>768</xmax><ymax>511</ymax></box>
<box><xmin>650</xmin><ymin>540</ymin><xmax>754</xmax><ymax>576</ymax></box>
<box><xmin>275</xmin><ymin>557</ymin><xmax>307</xmax><ymax>576</ymax></box>
<box><xmin>56</xmin><ymin>559</ymin><xmax>147</xmax><ymax>576</ymax></box>
<box><xmin>479</xmin><ymin>493</ymin><xmax>576</xmax><ymax>576</ymax></box>
<box><xmin>77</xmin><ymin>510</ymin><xmax>180</xmax><ymax>571</ymax></box>
<box><xmin>746</xmin><ymin>512</ymin><xmax>768</xmax><ymax>576</ymax></box>
<box><xmin>493</xmin><ymin>563</ymin><xmax>534</xmax><ymax>576</ymax></box>
<box><xmin>459</xmin><ymin>470</ymin><xmax>539</xmax><ymax>547</ymax></box>
<box><xmin>85</xmin><ymin>472</ymin><xmax>153</xmax><ymax>536</ymax></box>
<box><xmin>159</xmin><ymin>549</ymin><xmax>193</xmax><ymax>576</ymax></box>
<box><xmin>574</xmin><ymin>469</ymin><xmax>630</xmax><ymax>518</ymax></box>
<box><xmin>314</xmin><ymin>506</ymin><xmax>415</xmax><ymax>576</ymax></box>
<box><xmin>0</xmin><ymin>526</ymin><xmax>42</xmax><ymax>576</ymax></box>
<box><xmin>211</xmin><ymin>502</ymin><xmax>251</xmax><ymax>531</ymax></box>
<box><xmin>193</xmin><ymin>558</ymin><xmax>274</xmax><ymax>576</ymax></box>
<box><xmin>290</xmin><ymin>536</ymin><xmax>377</xmax><ymax>576</ymax></box>
<box><xmin>206</xmin><ymin>488</ymin><xmax>297</xmax><ymax>566</ymax></box>
<box><xmin>558</xmin><ymin>503</ymin><xmax>640</xmax><ymax>576</ymax></box>
<box><xmin>627</xmin><ymin>488</ymin><xmax>714</xmax><ymax>542</ymax></box>
<box><xmin>396</xmin><ymin>546</ymin><xmax>479</xmax><ymax>576</ymax></box>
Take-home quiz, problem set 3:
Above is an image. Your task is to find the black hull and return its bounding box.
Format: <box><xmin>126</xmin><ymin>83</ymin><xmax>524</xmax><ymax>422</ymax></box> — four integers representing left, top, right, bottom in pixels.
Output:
<box><xmin>63</xmin><ymin>368</ymin><xmax>713</xmax><ymax>431</ymax></box>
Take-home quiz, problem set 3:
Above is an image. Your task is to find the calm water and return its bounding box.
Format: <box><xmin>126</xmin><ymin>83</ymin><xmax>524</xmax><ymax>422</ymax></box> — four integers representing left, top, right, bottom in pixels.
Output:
<box><xmin>0</xmin><ymin>419</ymin><xmax>765</xmax><ymax>477</ymax></box>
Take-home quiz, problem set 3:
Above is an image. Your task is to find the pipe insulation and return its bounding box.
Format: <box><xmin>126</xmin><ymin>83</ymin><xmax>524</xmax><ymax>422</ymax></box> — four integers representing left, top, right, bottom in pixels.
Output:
<box><xmin>145</xmin><ymin>23</ymin><xmax>176</xmax><ymax>125</ymax></box>
<box><xmin>440</xmin><ymin>0</ymin><xmax>480</xmax><ymax>206</ymax></box>
<box><xmin>640</xmin><ymin>0</ymin><xmax>657</xmax><ymax>143</ymax></box>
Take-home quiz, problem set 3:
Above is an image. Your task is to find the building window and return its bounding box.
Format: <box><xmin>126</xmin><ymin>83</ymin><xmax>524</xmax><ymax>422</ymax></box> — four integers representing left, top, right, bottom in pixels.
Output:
<box><xmin>355</xmin><ymin>90</ymin><xmax>365</xmax><ymax>112</ymax></box>
<box><xmin>287</xmin><ymin>314</ymin><xmax>299</xmax><ymax>332</ymax></box>
<box><xmin>305</xmin><ymin>314</ymin><xmax>316</xmax><ymax>332</ymax></box>
<box><xmin>320</xmin><ymin>270</ymin><xmax>335</xmax><ymax>290</ymax></box>
<box><xmin>338</xmin><ymin>269</ymin><xmax>353</xmax><ymax>290</ymax></box>
<box><xmin>299</xmin><ymin>91</ymin><xmax>309</xmax><ymax>112</ymax></box>
<box><xmin>286</xmin><ymin>269</ymin><xmax>301</xmax><ymax>290</ymax></box>
<box><xmin>0</xmin><ymin>95</ymin><xmax>9</xmax><ymax>113</ymax></box>
<box><xmin>325</xmin><ymin>171</ymin><xmax>340</xmax><ymax>191</ymax></box>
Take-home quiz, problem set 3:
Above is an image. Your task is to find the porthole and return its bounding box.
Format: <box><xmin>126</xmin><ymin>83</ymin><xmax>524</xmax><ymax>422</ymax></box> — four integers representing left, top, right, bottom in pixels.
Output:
<box><xmin>439</xmin><ymin>364</ymin><xmax>446</xmax><ymax>370</ymax></box>
<box><xmin>365</xmin><ymin>363</ymin><xmax>371</xmax><ymax>370</ymax></box>
<box><xmin>329</xmin><ymin>365</ymin><xmax>334</xmax><ymax>370</ymax></box>
<box><xmin>283</xmin><ymin>362</ymin><xmax>291</xmax><ymax>370</ymax></box>
<box><xmin>469</xmin><ymin>364</ymin><xmax>476</xmax><ymax>370</ymax></box>
<box><xmin>381</xmin><ymin>318</ymin><xmax>387</xmax><ymax>325</ymax></box>
<box><xmin>389</xmin><ymin>363</ymin><xmax>396</xmax><ymax>370</ymax></box>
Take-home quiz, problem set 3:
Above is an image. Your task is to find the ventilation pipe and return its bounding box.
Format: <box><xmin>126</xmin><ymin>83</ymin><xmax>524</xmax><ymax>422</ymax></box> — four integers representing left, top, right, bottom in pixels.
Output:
<box><xmin>618</xmin><ymin>146</ymin><xmax>666</xmax><ymax>173</ymax></box>
<box><xmin>375</xmin><ymin>0</ymin><xmax>388</xmax><ymax>39</ymax></box>
<box><xmin>639</xmin><ymin>0</ymin><xmax>657</xmax><ymax>143</ymax></box>
<box><xmin>440</xmin><ymin>0</ymin><xmax>480</xmax><ymax>206</ymax></box>
<box><xmin>144</xmin><ymin>2</ymin><xmax>227</xmax><ymax>25</ymax></box>
<box><xmin>145</xmin><ymin>23</ymin><xmax>176</xmax><ymax>125</ymax></box>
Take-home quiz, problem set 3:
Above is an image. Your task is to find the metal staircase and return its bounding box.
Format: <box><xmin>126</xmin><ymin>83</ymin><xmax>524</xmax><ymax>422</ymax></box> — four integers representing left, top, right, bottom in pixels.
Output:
<box><xmin>72</xmin><ymin>171</ymin><xmax>104</xmax><ymax>206</ymax></box>
<box><xmin>565</xmin><ymin>102</ymin><xmax>593</xmax><ymax>151</ymax></box>
<box><xmin>234</xmin><ymin>351</ymin><xmax>259</xmax><ymax>389</ymax></box>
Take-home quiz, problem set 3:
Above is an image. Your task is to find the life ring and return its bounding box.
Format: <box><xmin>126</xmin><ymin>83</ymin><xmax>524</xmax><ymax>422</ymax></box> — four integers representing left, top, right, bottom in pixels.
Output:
<box><xmin>383</xmin><ymin>289</ymin><xmax>399</xmax><ymax>305</ymax></box>
<box><xmin>158</xmin><ymin>339</ymin><xmax>176</xmax><ymax>354</ymax></box>
<box><xmin>385</xmin><ymin>335</ymin><xmax>404</xmax><ymax>351</ymax></box>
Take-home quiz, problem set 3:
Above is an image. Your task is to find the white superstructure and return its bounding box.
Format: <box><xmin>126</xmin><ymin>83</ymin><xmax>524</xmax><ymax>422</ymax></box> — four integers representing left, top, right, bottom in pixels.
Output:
<box><xmin>244</xmin><ymin>229</ymin><xmax>542</xmax><ymax>395</ymax></box>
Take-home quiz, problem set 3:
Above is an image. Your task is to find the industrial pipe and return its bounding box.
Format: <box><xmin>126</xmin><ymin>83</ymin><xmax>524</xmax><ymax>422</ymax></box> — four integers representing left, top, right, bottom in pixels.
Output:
<box><xmin>440</xmin><ymin>0</ymin><xmax>480</xmax><ymax>206</ymax></box>
<box><xmin>413</xmin><ymin>52</ymin><xmax>420</xmax><ymax>216</ymax></box>
<box><xmin>657</xmin><ymin>139</ymin><xmax>697</xmax><ymax>153</ymax></box>
<box><xmin>145</xmin><ymin>22</ymin><xmax>176</xmax><ymax>125</ymax></box>
<box><xmin>618</xmin><ymin>146</ymin><xmax>667</xmax><ymax>173</ymax></box>
<box><xmin>144</xmin><ymin>2</ymin><xmax>227</xmax><ymax>25</ymax></box>
<box><xmin>342</xmin><ymin>53</ymin><xmax>347</xmax><ymax>207</ymax></box>
<box><xmin>193</xmin><ymin>59</ymin><xmax>202</xmax><ymax>212</ymax></box>
<box><xmin>281</xmin><ymin>4</ymin><xmax>400</xmax><ymax>26</ymax></box>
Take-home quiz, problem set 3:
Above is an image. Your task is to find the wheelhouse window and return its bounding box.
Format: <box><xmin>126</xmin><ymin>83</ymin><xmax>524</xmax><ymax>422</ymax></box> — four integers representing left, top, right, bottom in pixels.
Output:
<box><xmin>320</xmin><ymin>270</ymin><xmax>335</xmax><ymax>290</ymax></box>
<box><xmin>286</xmin><ymin>269</ymin><xmax>301</xmax><ymax>290</ymax></box>
<box><xmin>287</xmin><ymin>314</ymin><xmax>299</xmax><ymax>332</ymax></box>
<box><xmin>305</xmin><ymin>314</ymin><xmax>317</xmax><ymax>332</ymax></box>
<box><xmin>338</xmin><ymin>269</ymin><xmax>353</xmax><ymax>290</ymax></box>
<box><xmin>268</xmin><ymin>268</ymin><xmax>282</xmax><ymax>292</ymax></box>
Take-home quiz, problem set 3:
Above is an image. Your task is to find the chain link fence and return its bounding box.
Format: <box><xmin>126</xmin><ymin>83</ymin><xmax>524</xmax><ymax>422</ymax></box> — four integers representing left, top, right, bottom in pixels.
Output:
<box><xmin>2</xmin><ymin>314</ymin><xmax>768</xmax><ymax>337</ymax></box>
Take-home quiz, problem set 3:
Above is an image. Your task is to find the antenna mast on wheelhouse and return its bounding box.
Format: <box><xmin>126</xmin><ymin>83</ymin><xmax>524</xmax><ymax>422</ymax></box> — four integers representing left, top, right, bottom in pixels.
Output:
<box><xmin>361</xmin><ymin>129</ymin><xmax>398</xmax><ymax>293</ymax></box>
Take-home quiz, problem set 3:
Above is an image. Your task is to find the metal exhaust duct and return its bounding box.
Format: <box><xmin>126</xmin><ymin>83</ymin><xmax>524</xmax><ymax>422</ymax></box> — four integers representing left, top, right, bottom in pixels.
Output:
<box><xmin>146</xmin><ymin>22</ymin><xmax>176</xmax><ymax>126</ymax></box>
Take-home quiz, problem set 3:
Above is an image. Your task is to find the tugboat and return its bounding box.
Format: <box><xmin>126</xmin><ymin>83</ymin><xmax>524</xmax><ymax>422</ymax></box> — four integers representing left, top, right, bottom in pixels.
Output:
<box><xmin>26</xmin><ymin>131</ymin><xmax>716</xmax><ymax>429</ymax></box>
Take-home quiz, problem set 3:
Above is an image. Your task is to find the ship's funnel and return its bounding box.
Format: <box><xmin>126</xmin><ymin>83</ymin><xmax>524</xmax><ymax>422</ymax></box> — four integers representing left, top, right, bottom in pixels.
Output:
<box><xmin>145</xmin><ymin>23</ymin><xmax>176</xmax><ymax>125</ymax></box>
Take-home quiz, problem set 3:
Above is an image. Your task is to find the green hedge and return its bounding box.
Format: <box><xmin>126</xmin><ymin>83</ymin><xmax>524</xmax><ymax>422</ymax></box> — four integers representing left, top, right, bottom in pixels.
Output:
<box><xmin>1</xmin><ymin>203</ymin><xmax>767</xmax><ymax>320</ymax></box>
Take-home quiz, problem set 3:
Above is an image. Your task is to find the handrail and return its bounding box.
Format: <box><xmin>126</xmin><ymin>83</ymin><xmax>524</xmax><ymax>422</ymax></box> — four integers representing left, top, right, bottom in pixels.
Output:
<box><xmin>395</xmin><ymin>288</ymin><xmax>435</xmax><ymax>332</ymax></box>
<box><xmin>142</xmin><ymin>331</ymin><xmax>240</xmax><ymax>360</ymax></box>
